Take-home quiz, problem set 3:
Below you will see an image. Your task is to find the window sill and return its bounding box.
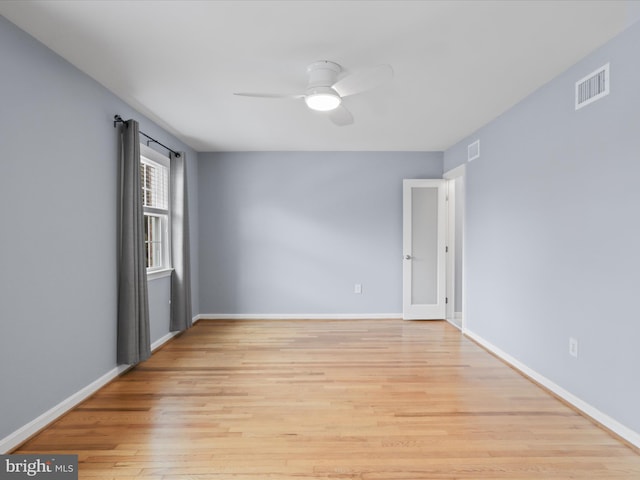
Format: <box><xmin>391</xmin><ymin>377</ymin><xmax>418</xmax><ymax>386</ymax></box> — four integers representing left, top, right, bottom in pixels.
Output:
<box><xmin>147</xmin><ymin>268</ymin><xmax>173</xmax><ymax>281</ymax></box>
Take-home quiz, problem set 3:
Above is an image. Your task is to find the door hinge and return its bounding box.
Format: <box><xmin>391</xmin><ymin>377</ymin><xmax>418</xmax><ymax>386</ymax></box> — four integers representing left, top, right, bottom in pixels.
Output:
<box><xmin>446</xmin><ymin>246</ymin><xmax>449</xmax><ymax>253</ymax></box>
<box><xmin>445</xmin><ymin>297</ymin><xmax>449</xmax><ymax>304</ymax></box>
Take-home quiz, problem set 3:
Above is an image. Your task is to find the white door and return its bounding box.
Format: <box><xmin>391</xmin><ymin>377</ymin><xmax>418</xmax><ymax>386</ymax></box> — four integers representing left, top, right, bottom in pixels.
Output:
<box><xmin>402</xmin><ymin>179</ymin><xmax>447</xmax><ymax>320</ymax></box>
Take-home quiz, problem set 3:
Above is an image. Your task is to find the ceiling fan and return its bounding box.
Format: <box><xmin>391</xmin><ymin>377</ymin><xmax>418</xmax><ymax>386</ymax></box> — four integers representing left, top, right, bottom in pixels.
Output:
<box><xmin>234</xmin><ymin>60</ymin><xmax>393</xmax><ymax>126</ymax></box>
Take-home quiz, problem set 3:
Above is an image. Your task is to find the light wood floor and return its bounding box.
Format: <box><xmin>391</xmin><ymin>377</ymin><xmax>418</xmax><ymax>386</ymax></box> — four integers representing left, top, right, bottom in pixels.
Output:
<box><xmin>15</xmin><ymin>319</ymin><xmax>640</xmax><ymax>479</ymax></box>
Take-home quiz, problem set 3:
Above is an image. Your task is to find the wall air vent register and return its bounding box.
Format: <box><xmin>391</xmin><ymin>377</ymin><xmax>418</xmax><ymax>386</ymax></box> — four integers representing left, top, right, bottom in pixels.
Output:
<box><xmin>575</xmin><ymin>63</ymin><xmax>609</xmax><ymax>110</ymax></box>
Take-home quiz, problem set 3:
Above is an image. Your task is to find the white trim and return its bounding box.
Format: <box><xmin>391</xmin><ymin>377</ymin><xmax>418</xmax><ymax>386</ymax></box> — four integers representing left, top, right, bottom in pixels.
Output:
<box><xmin>151</xmin><ymin>331</ymin><xmax>180</xmax><ymax>352</ymax></box>
<box><xmin>198</xmin><ymin>313</ymin><xmax>403</xmax><ymax>320</ymax></box>
<box><xmin>147</xmin><ymin>268</ymin><xmax>173</xmax><ymax>281</ymax></box>
<box><xmin>445</xmin><ymin>317</ymin><xmax>462</xmax><ymax>331</ymax></box>
<box><xmin>443</xmin><ymin>164</ymin><xmax>466</xmax><ymax>331</ymax></box>
<box><xmin>140</xmin><ymin>143</ymin><xmax>170</xmax><ymax>167</ymax></box>
<box><xmin>446</xmin><ymin>312</ymin><xmax>463</xmax><ymax>331</ymax></box>
<box><xmin>0</xmin><ymin>327</ymin><xmax>182</xmax><ymax>454</ymax></box>
<box><xmin>0</xmin><ymin>365</ymin><xmax>128</xmax><ymax>453</ymax></box>
<box><xmin>444</xmin><ymin>179</ymin><xmax>456</xmax><ymax>321</ymax></box>
<box><xmin>463</xmin><ymin>328</ymin><xmax>640</xmax><ymax>449</ymax></box>
<box><xmin>443</xmin><ymin>164</ymin><xmax>466</xmax><ymax>181</ymax></box>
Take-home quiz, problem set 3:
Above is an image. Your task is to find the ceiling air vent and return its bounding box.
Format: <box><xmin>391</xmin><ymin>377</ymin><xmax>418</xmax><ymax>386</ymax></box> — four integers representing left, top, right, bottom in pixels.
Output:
<box><xmin>468</xmin><ymin>140</ymin><xmax>480</xmax><ymax>162</ymax></box>
<box><xmin>575</xmin><ymin>63</ymin><xmax>609</xmax><ymax>110</ymax></box>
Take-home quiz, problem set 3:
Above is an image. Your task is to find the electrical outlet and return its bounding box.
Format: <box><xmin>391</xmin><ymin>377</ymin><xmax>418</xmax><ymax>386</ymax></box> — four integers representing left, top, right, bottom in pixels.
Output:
<box><xmin>354</xmin><ymin>283</ymin><xmax>362</xmax><ymax>294</ymax></box>
<box><xmin>569</xmin><ymin>337</ymin><xmax>578</xmax><ymax>358</ymax></box>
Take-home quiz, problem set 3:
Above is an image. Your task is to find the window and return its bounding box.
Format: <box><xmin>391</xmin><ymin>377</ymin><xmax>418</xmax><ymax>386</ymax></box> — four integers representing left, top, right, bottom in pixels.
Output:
<box><xmin>139</xmin><ymin>144</ymin><xmax>170</xmax><ymax>275</ymax></box>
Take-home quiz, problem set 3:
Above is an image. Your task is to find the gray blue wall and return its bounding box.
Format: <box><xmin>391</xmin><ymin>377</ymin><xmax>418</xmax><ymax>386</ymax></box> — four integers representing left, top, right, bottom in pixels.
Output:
<box><xmin>198</xmin><ymin>152</ymin><xmax>442</xmax><ymax>315</ymax></box>
<box><xmin>3</xmin><ymin>3</ymin><xmax>640</xmax><ymax>450</ymax></box>
<box><xmin>444</xmin><ymin>20</ymin><xmax>640</xmax><ymax>434</ymax></box>
<box><xmin>0</xmin><ymin>16</ymin><xmax>199</xmax><ymax>443</ymax></box>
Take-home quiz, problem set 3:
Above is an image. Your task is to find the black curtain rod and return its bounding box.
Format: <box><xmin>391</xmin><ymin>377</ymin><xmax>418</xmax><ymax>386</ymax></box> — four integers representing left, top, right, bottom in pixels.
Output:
<box><xmin>113</xmin><ymin>115</ymin><xmax>181</xmax><ymax>157</ymax></box>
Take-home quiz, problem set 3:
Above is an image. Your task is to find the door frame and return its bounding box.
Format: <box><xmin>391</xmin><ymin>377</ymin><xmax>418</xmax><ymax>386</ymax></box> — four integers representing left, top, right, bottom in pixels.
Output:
<box><xmin>443</xmin><ymin>164</ymin><xmax>466</xmax><ymax>331</ymax></box>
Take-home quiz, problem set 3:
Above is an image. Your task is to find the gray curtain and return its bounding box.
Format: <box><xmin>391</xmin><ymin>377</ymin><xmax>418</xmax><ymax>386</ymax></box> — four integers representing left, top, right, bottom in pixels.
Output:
<box><xmin>170</xmin><ymin>151</ymin><xmax>193</xmax><ymax>331</ymax></box>
<box><xmin>117</xmin><ymin>119</ymin><xmax>151</xmax><ymax>364</ymax></box>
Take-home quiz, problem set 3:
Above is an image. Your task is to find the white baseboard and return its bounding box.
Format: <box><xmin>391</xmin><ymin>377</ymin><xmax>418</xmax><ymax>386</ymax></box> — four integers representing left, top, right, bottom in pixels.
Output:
<box><xmin>463</xmin><ymin>328</ymin><xmax>640</xmax><ymax>449</ymax></box>
<box><xmin>445</xmin><ymin>312</ymin><xmax>463</xmax><ymax>330</ymax></box>
<box><xmin>198</xmin><ymin>313</ymin><xmax>403</xmax><ymax>320</ymax></box>
<box><xmin>0</xmin><ymin>364</ymin><xmax>128</xmax><ymax>453</ymax></box>
<box><xmin>445</xmin><ymin>317</ymin><xmax>462</xmax><ymax>331</ymax></box>
<box><xmin>1</xmin><ymin>328</ymin><xmax>183</xmax><ymax>454</ymax></box>
<box><xmin>151</xmin><ymin>331</ymin><xmax>180</xmax><ymax>352</ymax></box>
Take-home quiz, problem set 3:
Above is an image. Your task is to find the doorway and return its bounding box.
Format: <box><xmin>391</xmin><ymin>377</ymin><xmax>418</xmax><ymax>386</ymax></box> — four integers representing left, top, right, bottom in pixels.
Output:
<box><xmin>443</xmin><ymin>165</ymin><xmax>465</xmax><ymax>330</ymax></box>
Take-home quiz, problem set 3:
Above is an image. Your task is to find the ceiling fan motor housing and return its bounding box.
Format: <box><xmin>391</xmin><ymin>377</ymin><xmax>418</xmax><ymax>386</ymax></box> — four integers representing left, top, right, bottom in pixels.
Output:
<box><xmin>306</xmin><ymin>60</ymin><xmax>342</xmax><ymax>88</ymax></box>
<box><xmin>304</xmin><ymin>61</ymin><xmax>343</xmax><ymax>111</ymax></box>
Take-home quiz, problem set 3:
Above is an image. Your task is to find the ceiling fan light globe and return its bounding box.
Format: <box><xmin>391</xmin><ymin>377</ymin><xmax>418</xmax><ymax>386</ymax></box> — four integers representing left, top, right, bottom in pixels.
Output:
<box><xmin>304</xmin><ymin>88</ymin><xmax>341</xmax><ymax>111</ymax></box>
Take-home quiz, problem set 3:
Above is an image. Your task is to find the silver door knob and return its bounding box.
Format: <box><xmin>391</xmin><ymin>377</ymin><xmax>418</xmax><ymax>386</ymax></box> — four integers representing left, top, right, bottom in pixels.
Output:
<box><xmin>404</xmin><ymin>254</ymin><xmax>412</xmax><ymax>260</ymax></box>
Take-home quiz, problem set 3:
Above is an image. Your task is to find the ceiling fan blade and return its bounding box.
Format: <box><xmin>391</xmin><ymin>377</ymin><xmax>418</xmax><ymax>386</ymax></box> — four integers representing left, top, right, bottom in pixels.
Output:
<box><xmin>234</xmin><ymin>92</ymin><xmax>304</xmax><ymax>99</ymax></box>
<box><xmin>332</xmin><ymin>64</ymin><xmax>393</xmax><ymax>98</ymax></box>
<box><xmin>329</xmin><ymin>104</ymin><xmax>354</xmax><ymax>126</ymax></box>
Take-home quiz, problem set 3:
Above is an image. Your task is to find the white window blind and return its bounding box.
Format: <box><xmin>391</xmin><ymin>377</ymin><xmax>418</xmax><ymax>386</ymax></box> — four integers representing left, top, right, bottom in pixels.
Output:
<box><xmin>140</xmin><ymin>159</ymin><xmax>168</xmax><ymax>211</ymax></box>
<box><xmin>139</xmin><ymin>144</ymin><xmax>170</xmax><ymax>272</ymax></box>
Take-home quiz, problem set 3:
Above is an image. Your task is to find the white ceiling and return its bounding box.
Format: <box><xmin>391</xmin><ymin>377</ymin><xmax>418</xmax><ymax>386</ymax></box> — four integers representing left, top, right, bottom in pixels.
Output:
<box><xmin>1</xmin><ymin>1</ymin><xmax>636</xmax><ymax>152</ymax></box>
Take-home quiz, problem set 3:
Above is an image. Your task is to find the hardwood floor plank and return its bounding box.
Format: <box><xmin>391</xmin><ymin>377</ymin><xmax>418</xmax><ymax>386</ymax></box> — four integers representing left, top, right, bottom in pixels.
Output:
<box><xmin>14</xmin><ymin>319</ymin><xmax>640</xmax><ymax>478</ymax></box>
